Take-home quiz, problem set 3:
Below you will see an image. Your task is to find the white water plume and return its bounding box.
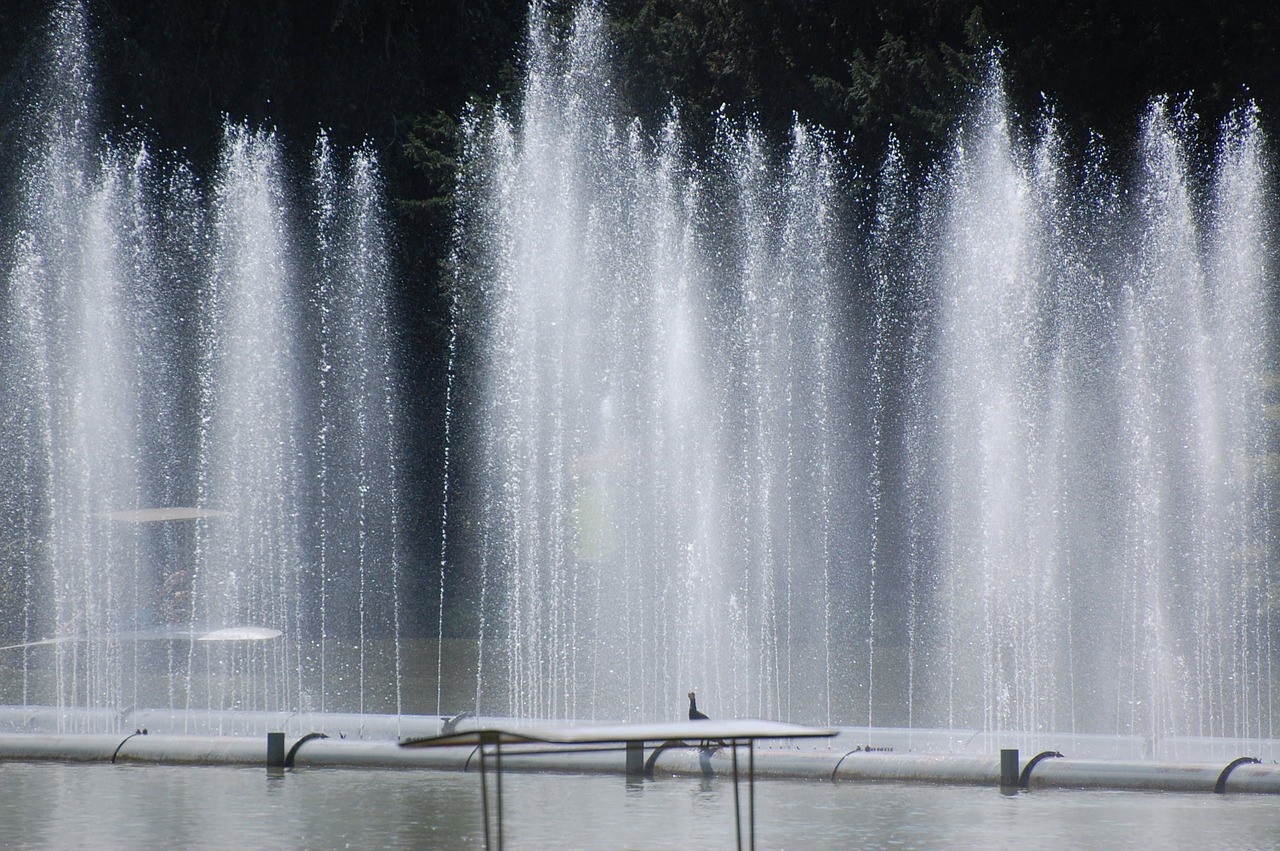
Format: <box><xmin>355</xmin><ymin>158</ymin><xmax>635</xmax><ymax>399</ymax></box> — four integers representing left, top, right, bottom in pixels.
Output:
<box><xmin>459</xmin><ymin>5</ymin><xmax>1276</xmax><ymax>742</ymax></box>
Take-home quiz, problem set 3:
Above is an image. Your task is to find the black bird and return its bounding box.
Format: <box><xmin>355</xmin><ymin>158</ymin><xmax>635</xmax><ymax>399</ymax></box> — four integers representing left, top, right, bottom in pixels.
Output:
<box><xmin>687</xmin><ymin>691</ymin><xmax>723</xmax><ymax>750</ymax></box>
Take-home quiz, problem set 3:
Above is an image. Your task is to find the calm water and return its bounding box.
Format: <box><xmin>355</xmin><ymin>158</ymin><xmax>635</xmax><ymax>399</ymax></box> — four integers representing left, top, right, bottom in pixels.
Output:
<box><xmin>1</xmin><ymin>763</ymin><xmax>1279</xmax><ymax>850</ymax></box>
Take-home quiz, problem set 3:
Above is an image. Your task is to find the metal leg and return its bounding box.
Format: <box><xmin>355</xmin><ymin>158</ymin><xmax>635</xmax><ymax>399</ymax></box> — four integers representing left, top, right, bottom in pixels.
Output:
<box><xmin>477</xmin><ymin>743</ymin><xmax>491</xmax><ymax>851</ymax></box>
<box><xmin>495</xmin><ymin>739</ymin><xmax>504</xmax><ymax>850</ymax></box>
<box><xmin>731</xmin><ymin>740</ymin><xmax>743</xmax><ymax>851</ymax></box>
<box><xmin>748</xmin><ymin>739</ymin><xmax>755</xmax><ymax>850</ymax></box>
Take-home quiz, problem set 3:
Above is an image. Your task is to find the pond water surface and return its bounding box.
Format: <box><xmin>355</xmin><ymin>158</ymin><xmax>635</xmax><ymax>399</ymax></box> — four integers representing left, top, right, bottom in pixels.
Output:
<box><xmin>1</xmin><ymin>761</ymin><xmax>1278</xmax><ymax>849</ymax></box>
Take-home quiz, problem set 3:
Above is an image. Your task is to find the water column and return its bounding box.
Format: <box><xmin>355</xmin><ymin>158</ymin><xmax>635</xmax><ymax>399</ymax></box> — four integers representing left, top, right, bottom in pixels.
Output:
<box><xmin>1023</xmin><ymin>119</ymin><xmax>1119</xmax><ymax>740</ymax></box>
<box><xmin>1207</xmin><ymin>105</ymin><xmax>1274</xmax><ymax>741</ymax></box>
<box><xmin>774</xmin><ymin>125</ymin><xmax>844</xmax><ymax>725</ymax></box>
<box><xmin>1117</xmin><ymin>101</ymin><xmax>1274</xmax><ymax>745</ymax></box>
<box><xmin>464</xmin><ymin>3</ymin><xmax>856</xmax><ymax>723</ymax></box>
<box><xmin>0</xmin><ymin>2</ymin><xmax>146</xmax><ymax>724</ymax></box>
<box><xmin>1</xmin><ymin>1</ymin><xmax>404</xmax><ymax>721</ymax></box>
<box><xmin>918</xmin><ymin>81</ymin><xmax>1116</xmax><ymax>736</ymax></box>
<box><xmin>913</xmin><ymin>85</ymin><xmax>1276</xmax><ymax>740</ymax></box>
<box><xmin>466</xmin><ymin>3</ymin><xmax>721</xmax><ymax>720</ymax></box>
<box><xmin>868</xmin><ymin>137</ymin><xmax>940</xmax><ymax>731</ymax></box>
<box><xmin>311</xmin><ymin>137</ymin><xmax>403</xmax><ymax>715</ymax></box>
<box><xmin>720</xmin><ymin>121</ymin><xmax>848</xmax><ymax>722</ymax></box>
<box><xmin>614</xmin><ymin>116</ymin><xmax>720</xmax><ymax>724</ymax></box>
<box><xmin>194</xmin><ymin>127</ymin><xmax>405</xmax><ymax>716</ymax></box>
<box><xmin>931</xmin><ymin>80</ymin><xmax>1062</xmax><ymax>734</ymax></box>
<box><xmin>466</xmin><ymin>3</ymin><xmax>612</xmax><ymax>720</ymax></box>
<box><xmin>193</xmin><ymin>125</ymin><xmax>302</xmax><ymax>713</ymax></box>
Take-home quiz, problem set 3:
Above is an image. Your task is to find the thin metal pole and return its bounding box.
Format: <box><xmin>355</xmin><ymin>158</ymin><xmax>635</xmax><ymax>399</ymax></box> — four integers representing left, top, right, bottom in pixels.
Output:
<box><xmin>731</xmin><ymin>740</ymin><xmax>742</xmax><ymax>851</ymax></box>
<box><xmin>477</xmin><ymin>742</ymin><xmax>491</xmax><ymax>851</ymax></box>
<box><xmin>495</xmin><ymin>738</ymin><xmax>504</xmax><ymax>850</ymax></box>
<box><xmin>748</xmin><ymin>739</ymin><xmax>755</xmax><ymax>850</ymax></box>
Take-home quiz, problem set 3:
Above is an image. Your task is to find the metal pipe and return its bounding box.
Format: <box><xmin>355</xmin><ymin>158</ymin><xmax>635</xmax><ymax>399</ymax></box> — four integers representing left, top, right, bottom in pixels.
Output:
<box><xmin>1219</xmin><ymin>762</ymin><xmax>1280</xmax><ymax>794</ymax></box>
<box><xmin>833</xmin><ymin>752</ymin><xmax>1001</xmax><ymax>785</ymax></box>
<box><xmin>1025</xmin><ymin>758</ymin><xmax>1256</xmax><ymax>793</ymax></box>
<box><xmin>656</xmin><ymin>747</ymin><xmax>846</xmax><ymax>779</ymax></box>
<box><xmin>5</xmin><ymin>705</ymin><xmax>1279</xmax><ymax>763</ymax></box>
<box><xmin>1018</xmin><ymin>751</ymin><xmax>1064</xmax><ymax>788</ymax></box>
<box><xmin>1215</xmin><ymin>756</ymin><xmax>1260</xmax><ymax>793</ymax></box>
<box><xmin>0</xmin><ymin>705</ymin><xmax>444</xmax><ymax>740</ymax></box>
<box><xmin>1</xmin><ymin>712</ymin><xmax>1278</xmax><ymax>796</ymax></box>
<box><xmin>284</xmin><ymin>732</ymin><xmax>328</xmax><ymax>767</ymax></box>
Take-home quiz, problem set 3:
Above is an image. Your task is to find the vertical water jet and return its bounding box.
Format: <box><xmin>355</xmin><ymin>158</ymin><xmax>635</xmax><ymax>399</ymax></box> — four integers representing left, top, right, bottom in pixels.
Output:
<box><xmin>456</xmin><ymin>5</ymin><xmax>1275</xmax><ymax>740</ymax></box>
<box><xmin>1</xmin><ymin>2</ymin><xmax>404</xmax><ymax>724</ymax></box>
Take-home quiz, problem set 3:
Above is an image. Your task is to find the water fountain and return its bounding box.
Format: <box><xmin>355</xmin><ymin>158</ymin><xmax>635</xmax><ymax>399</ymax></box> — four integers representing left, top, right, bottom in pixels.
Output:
<box><xmin>454</xmin><ymin>3</ymin><xmax>1277</xmax><ymax>748</ymax></box>
<box><xmin>0</xmin><ymin>0</ymin><xmax>1274</xmax><ymax>759</ymax></box>
<box><xmin>4</xmin><ymin>9</ymin><xmax>1280</xmax><ymax>847</ymax></box>
<box><xmin>900</xmin><ymin>88</ymin><xmax>1275</xmax><ymax>744</ymax></box>
<box><xmin>0</xmin><ymin>1</ymin><xmax>403</xmax><ymax>727</ymax></box>
<box><xmin>454</xmin><ymin>2</ymin><xmax>860</xmax><ymax>725</ymax></box>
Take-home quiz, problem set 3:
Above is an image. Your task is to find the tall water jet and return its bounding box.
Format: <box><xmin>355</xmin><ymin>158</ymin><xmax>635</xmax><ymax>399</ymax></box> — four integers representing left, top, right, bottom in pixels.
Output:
<box><xmin>309</xmin><ymin>136</ymin><xmax>403</xmax><ymax>716</ymax></box>
<box><xmin>0</xmin><ymin>3</ymin><xmax>145</xmax><ymax>721</ymax></box>
<box><xmin>458</xmin><ymin>3</ymin><xmax>860</xmax><ymax>723</ymax></box>
<box><xmin>719</xmin><ymin>119</ymin><xmax>851</xmax><ymax>723</ymax></box>
<box><xmin>1112</xmin><ymin>101</ymin><xmax>1274</xmax><ymax>742</ymax></box>
<box><xmin>192</xmin><ymin>124</ymin><xmax>305</xmax><ymax>713</ymax></box>
<box><xmin>1206</xmin><ymin>104</ymin><xmax>1275</xmax><ymax>739</ymax></box>
<box><xmin>867</xmin><ymin>135</ymin><xmax>938</xmax><ymax>731</ymax></box>
<box><xmin>0</xmin><ymin>1</ymin><xmax>404</xmax><ymax>724</ymax></box>
<box><xmin>913</xmin><ymin>88</ymin><xmax>1275</xmax><ymax>742</ymax></box>
<box><xmin>457</xmin><ymin>3</ymin><xmax>1276</xmax><ymax>740</ymax></box>
<box><xmin>928</xmin><ymin>78</ymin><xmax>1072</xmax><ymax>734</ymax></box>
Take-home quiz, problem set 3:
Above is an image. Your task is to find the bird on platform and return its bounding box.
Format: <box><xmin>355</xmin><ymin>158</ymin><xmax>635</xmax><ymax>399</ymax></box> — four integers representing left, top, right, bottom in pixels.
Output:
<box><xmin>687</xmin><ymin>691</ymin><xmax>722</xmax><ymax>750</ymax></box>
<box><xmin>688</xmin><ymin>691</ymin><xmax>709</xmax><ymax>721</ymax></box>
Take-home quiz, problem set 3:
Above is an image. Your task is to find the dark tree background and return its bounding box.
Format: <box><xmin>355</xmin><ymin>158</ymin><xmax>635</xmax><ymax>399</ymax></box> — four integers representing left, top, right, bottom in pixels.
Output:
<box><xmin>4</xmin><ymin>0</ymin><xmax>1275</xmax><ymax>331</ymax></box>
<box><xmin>1</xmin><ymin>0</ymin><xmax>1277</xmax><ymax>634</ymax></box>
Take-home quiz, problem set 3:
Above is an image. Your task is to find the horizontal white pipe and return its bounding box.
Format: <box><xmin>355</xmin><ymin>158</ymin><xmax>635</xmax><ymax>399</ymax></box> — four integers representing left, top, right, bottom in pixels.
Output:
<box><xmin>1223</xmin><ymin>763</ymin><xmax>1280</xmax><ymax>794</ymax></box>
<box><xmin>2</xmin><ymin>707</ymin><xmax>1278</xmax><ymax>794</ymax></box>
<box><xmin>1026</xmin><ymin>757</ymin><xmax>1280</xmax><ymax>794</ymax></box>
<box><xmin>0</xmin><ymin>705</ymin><xmax>443</xmax><ymax>740</ymax></box>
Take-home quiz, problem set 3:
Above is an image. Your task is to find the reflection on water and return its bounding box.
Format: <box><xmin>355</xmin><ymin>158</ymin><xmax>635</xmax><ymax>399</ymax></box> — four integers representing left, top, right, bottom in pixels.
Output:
<box><xmin>1</xmin><ymin>762</ymin><xmax>1279</xmax><ymax>849</ymax></box>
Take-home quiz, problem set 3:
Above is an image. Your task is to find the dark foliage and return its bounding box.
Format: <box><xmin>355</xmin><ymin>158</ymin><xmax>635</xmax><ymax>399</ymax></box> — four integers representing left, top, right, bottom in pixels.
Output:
<box><xmin>4</xmin><ymin>0</ymin><xmax>1276</xmax><ymax>361</ymax></box>
<box><xmin>604</xmin><ymin>0</ymin><xmax>1279</xmax><ymax>165</ymax></box>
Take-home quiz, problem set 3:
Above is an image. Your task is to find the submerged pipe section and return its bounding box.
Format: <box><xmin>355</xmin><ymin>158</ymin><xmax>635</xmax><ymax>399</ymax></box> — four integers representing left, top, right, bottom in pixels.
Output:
<box><xmin>1</xmin><ymin>707</ymin><xmax>1279</xmax><ymax>795</ymax></box>
<box><xmin>0</xmin><ymin>705</ymin><xmax>444</xmax><ymax>740</ymax></box>
<box><xmin>1215</xmin><ymin>757</ymin><xmax>1261</xmax><ymax>793</ymax></box>
<box><xmin>0</xmin><ymin>733</ymin><xmax>264</xmax><ymax>765</ymax></box>
<box><xmin>5</xmin><ymin>733</ymin><xmax>1277</xmax><ymax>794</ymax></box>
<box><xmin>1023</xmin><ymin>756</ymin><xmax>1280</xmax><ymax>794</ymax></box>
